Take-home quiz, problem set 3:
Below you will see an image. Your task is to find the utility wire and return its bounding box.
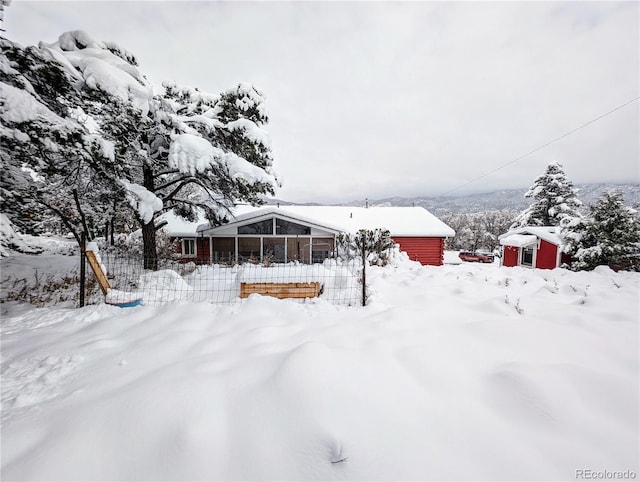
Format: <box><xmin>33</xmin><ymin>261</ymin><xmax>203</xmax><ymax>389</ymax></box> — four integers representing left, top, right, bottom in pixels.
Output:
<box><xmin>440</xmin><ymin>96</ymin><xmax>640</xmax><ymax>196</ymax></box>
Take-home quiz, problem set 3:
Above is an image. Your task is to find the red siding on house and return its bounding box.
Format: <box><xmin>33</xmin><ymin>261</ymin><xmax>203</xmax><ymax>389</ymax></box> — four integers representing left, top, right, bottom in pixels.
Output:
<box><xmin>392</xmin><ymin>237</ymin><xmax>445</xmax><ymax>266</ymax></box>
<box><xmin>503</xmin><ymin>246</ymin><xmax>519</xmax><ymax>267</ymax></box>
<box><xmin>196</xmin><ymin>238</ymin><xmax>210</xmax><ymax>263</ymax></box>
<box><xmin>173</xmin><ymin>237</ymin><xmax>210</xmax><ymax>264</ymax></box>
<box><xmin>535</xmin><ymin>239</ymin><xmax>558</xmax><ymax>269</ymax></box>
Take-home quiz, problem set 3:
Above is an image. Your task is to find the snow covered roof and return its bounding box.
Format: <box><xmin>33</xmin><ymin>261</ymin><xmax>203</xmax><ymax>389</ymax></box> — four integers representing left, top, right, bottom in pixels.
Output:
<box><xmin>499</xmin><ymin>234</ymin><xmax>538</xmax><ymax>248</ymax></box>
<box><xmin>499</xmin><ymin>226</ymin><xmax>563</xmax><ymax>247</ymax></box>
<box><xmin>158</xmin><ymin>211</ymin><xmax>209</xmax><ymax>238</ymax></box>
<box><xmin>161</xmin><ymin>205</ymin><xmax>454</xmax><ymax>237</ymax></box>
<box><xmin>270</xmin><ymin>206</ymin><xmax>455</xmax><ymax>237</ymax></box>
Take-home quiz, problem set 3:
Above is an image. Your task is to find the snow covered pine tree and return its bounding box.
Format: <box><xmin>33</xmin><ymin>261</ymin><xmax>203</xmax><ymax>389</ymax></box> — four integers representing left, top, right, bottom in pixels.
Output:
<box><xmin>0</xmin><ymin>37</ymin><xmax>115</xmax><ymax>245</ymax></box>
<box><xmin>563</xmin><ymin>191</ymin><xmax>640</xmax><ymax>271</ymax></box>
<box><xmin>39</xmin><ymin>31</ymin><xmax>278</xmax><ymax>269</ymax></box>
<box><xmin>511</xmin><ymin>161</ymin><xmax>582</xmax><ymax>229</ymax></box>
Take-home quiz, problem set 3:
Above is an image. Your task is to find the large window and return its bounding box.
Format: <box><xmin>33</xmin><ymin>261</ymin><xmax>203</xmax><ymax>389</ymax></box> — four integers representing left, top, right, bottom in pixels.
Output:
<box><xmin>521</xmin><ymin>247</ymin><xmax>534</xmax><ymax>267</ymax></box>
<box><xmin>182</xmin><ymin>239</ymin><xmax>196</xmax><ymax>256</ymax></box>
<box><xmin>238</xmin><ymin>238</ymin><xmax>261</xmax><ymax>262</ymax></box>
<box><xmin>287</xmin><ymin>237</ymin><xmax>310</xmax><ymax>263</ymax></box>
<box><xmin>276</xmin><ymin>219</ymin><xmax>311</xmax><ymax>235</ymax></box>
<box><xmin>312</xmin><ymin>238</ymin><xmax>334</xmax><ymax>263</ymax></box>
<box><xmin>263</xmin><ymin>237</ymin><xmax>285</xmax><ymax>263</ymax></box>
<box><xmin>238</xmin><ymin>219</ymin><xmax>273</xmax><ymax>235</ymax></box>
<box><xmin>212</xmin><ymin>237</ymin><xmax>235</xmax><ymax>263</ymax></box>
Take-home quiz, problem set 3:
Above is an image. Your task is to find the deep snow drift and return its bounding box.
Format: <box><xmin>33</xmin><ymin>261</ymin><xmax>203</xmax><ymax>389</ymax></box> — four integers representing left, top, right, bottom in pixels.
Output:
<box><xmin>1</xmin><ymin>255</ymin><xmax>638</xmax><ymax>480</ymax></box>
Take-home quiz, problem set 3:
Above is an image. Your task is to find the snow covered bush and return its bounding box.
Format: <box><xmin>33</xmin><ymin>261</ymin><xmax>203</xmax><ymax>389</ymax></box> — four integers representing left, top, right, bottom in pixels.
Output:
<box><xmin>511</xmin><ymin>161</ymin><xmax>582</xmax><ymax>229</ymax></box>
<box><xmin>0</xmin><ymin>214</ymin><xmax>43</xmax><ymax>257</ymax></box>
<box><xmin>337</xmin><ymin>228</ymin><xmax>396</xmax><ymax>266</ymax></box>
<box><xmin>109</xmin><ymin>229</ymin><xmax>177</xmax><ymax>260</ymax></box>
<box><xmin>563</xmin><ymin>191</ymin><xmax>640</xmax><ymax>271</ymax></box>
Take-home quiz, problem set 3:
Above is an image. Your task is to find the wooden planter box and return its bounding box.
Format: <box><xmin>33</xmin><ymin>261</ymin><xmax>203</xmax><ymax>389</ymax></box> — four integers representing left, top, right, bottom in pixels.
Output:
<box><xmin>240</xmin><ymin>282</ymin><xmax>321</xmax><ymax>300</ymax></box>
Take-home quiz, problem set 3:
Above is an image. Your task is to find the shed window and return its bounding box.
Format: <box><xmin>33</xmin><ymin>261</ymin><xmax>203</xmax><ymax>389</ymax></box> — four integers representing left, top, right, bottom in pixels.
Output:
<box><xmin>276</xmin><ymin>219</ymin><xmax>311</xmax><ymax>235</ymax></box>
<box><xmin>521</xmin><ymin>246</ymin><xmax>534</xmax><ymax>267</ymax></box>
<box><xmin>182</xmin><ymin>239</ymin><xmax>196</xmax><ymax>256</ymax></box>
<box><xmin>238</xmin><ymin>219</ymin><xmax>273</xmax><ymax>235</ymax></box>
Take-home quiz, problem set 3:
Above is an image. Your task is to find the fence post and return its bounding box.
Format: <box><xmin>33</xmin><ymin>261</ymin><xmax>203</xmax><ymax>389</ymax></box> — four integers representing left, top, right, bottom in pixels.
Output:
<box><xmin>361</xmin><ymin>240</ymin><xmax>366</xmax><ymax>306</ymax></box>
<box><xmin>79</xmin><ymin>231</ymin><xmax>86</xmax><ymax>308</ymax></box>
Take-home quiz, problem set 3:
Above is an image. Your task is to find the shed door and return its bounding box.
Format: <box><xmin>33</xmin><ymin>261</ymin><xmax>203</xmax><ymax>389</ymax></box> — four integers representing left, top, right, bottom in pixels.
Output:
<box><xmin>503</xmin><ymin>246</ymin><xmax>519</xmax><ymax>267</ymax></box>
<box><xmin>535</xmin><ymin>239</ymin><xmax>558</xmax><ymax>269</ymax></box>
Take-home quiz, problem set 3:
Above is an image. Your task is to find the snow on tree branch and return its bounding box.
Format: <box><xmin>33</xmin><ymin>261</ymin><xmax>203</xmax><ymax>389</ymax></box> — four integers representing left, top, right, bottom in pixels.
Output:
<box><xmin>226</xmin><ymin>118</ymin><xmax>271</xmax><ymax>149</ymax></box>
<box><xmin>120</xmin><ymin>179</ymin><xmax>163</xmax><ymax>224</ymax></box>
<box><xmin>168</xmin><ymin>133</ymin><xmax>276</xmax><ymax>185</ymax></box>
<box><xmin>40</xmin><ymin>30</ymin><xmax>152</xmax><ymax>115</ymax></box>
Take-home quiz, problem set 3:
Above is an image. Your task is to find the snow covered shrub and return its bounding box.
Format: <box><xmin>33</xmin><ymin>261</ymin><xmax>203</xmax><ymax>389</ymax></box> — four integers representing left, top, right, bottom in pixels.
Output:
<box><xmin>1</xmin><ymin>269</ymin><xmax>101</xmax><ymax>307</ymax></box>
<box><xmin>563</xmin><ymin>191</ymin><xmax>640</xmax><ymax>271</ymax></box>
<box><xmin>337</xmin><ymin>228</ymin><xmax>396</xmax><ymax>266</ymax></box>
<box><xmin>109</xmin><ymin>229</ymin><xmax>177</xmax><ymax>260</ymax></box>
<box><xmin>0</xmin><ymin>214</ymin><xmax>44</xmax><ymax>257</ymax></box>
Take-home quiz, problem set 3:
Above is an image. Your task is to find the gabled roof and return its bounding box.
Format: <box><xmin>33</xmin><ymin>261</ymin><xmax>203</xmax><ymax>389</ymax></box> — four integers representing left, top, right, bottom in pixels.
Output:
<box><xmin>197</xmin><ymin>207</ymin><xmax>344</xmax><ymax>236</ymax></box>
<box><xmin>499</xmin><ymin>226</ymin><xmax>563</xmax><ymax>247</ymax></box>
<box><xmin>195</xmin><ymin>205</ymin><xmax>455</xmax><ymax>237</ymax></box>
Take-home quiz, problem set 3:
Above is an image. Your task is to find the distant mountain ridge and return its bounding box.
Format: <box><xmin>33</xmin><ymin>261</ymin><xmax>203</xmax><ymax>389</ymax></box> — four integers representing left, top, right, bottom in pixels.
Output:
<box><xmin>267</xmin><ymin>183</ymin><xmax>640</xmax><ymax>214</ymax></box>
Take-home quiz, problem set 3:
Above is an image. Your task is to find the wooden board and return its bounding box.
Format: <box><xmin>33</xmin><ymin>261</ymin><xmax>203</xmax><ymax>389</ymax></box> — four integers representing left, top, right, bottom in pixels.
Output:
<box><xmin>86</xmin><ymin>250</ymin><xmax>111</xmax><ymax>295</ymax></box>
<box><xmin>240</xmin><ymin>282</ymin><xmax>320</xmax><ymax>299</ymax></box>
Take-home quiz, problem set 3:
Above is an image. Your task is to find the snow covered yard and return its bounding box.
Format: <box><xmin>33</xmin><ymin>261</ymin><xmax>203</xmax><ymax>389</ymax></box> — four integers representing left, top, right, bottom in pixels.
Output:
<box><xmin>1</xmin><ymin>258</ymin><xmax>638</xmax><ymax>480</ymax></box>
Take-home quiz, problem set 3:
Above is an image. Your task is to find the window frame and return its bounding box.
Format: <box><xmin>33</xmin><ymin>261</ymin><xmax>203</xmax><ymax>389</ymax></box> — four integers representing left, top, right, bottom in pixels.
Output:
<box><xmin>521</xmin><ymin>246</ymin><xmax>534</xmax><ymax>267</ymax></box>
<box><xmin>182</xmin><ymin>238</ymin><xmax>196</xmax><ymax>257</ymax></box>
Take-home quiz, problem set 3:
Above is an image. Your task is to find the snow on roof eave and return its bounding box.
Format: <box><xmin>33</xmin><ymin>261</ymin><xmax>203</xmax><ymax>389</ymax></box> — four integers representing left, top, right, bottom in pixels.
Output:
<box><xmin>499</xmin><ymin>234</ymin><xmax>538</xmax><ymax>248</ymax></box>
<box><xmin>499</xmin><ymin>226</ymin><xmax>562</xmax><ymax>246</ymax></box>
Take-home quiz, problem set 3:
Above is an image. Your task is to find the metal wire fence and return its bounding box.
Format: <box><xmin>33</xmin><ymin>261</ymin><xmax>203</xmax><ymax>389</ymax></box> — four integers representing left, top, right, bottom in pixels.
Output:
<box><xmin>98</xmin><ymin>254</ymin><xmax>364</xmax><ymax>306</ymax></box>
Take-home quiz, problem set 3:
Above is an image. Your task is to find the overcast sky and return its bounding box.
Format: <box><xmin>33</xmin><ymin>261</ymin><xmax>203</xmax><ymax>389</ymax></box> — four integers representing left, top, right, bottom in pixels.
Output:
<box><xmin>4</xmin><ymin>1</ymin><xmax>639</xmax><ymax>203</ymax></box>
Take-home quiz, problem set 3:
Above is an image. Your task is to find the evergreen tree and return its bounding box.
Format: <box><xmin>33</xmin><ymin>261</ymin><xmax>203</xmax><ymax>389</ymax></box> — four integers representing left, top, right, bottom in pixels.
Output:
<box><xmin>563</xmin><ymin>191</ymin><xmax>640</xmax><ymax>271</ymax></box>
<box><xmin>1</xmin><ymin>31</ymin><xmax>278</xmax><ymax>269</ymax></box>
<box><xmin>44</xmin><ymin>31</ymin><xmax>278</xmax><ymax>269</ymax></box>
<box><xmin>511</xmin><ymin>161</ymin><xmax>582</xmax><ymax>228</ymax></box>
<box><xmin>0</xmin><ymin>37</ymin><xmax>115</xmax><ymax>244</ymax></box>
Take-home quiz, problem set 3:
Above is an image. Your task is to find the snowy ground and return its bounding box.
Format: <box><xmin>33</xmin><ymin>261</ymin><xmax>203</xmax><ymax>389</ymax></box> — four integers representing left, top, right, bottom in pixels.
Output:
<box><xmin>1</xmin><ymin>250</ymin><xmax>638</xmax><ymax>480</ymax></box>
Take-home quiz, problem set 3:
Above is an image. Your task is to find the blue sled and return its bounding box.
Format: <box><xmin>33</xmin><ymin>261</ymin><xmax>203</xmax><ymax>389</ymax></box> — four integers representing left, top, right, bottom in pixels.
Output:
<box><xmin>107</xmin><ymin>299</ymin><xmax>143</xmax><ymax>308</ymax></box>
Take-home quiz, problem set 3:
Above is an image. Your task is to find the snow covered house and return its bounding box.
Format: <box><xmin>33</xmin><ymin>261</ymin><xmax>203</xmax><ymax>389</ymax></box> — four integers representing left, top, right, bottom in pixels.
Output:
<box><xmin>167</xmin><ymin>205</ymin><xmax>455</xmax><ymax>266</ymax></box>
<box><xmin>499</xmin><ymin>226</ymin><xmax>571</xmax><ymax>269</ymax></box>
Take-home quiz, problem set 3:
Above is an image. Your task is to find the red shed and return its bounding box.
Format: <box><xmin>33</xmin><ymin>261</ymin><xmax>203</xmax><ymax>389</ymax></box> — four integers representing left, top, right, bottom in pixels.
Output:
<box><xmin>499</xmin><ymin>226</ymin><xmax>570</xmax><ymax>269</ymax></box>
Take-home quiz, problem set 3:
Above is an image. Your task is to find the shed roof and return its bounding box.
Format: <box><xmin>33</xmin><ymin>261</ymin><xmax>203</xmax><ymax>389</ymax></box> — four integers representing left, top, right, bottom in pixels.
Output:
<box><xmin>197</xmin><ymin>205</ymin><xmax>455</xmax><ymax>237</ymax></box>
<box><xmin>499</xmin><ymin>234</ymin><xmax>538</xmax><ymax>248</ymax></box>
<box><xmin>499</xmin><ymin>226</ymin><xmax>563</xmax><ymax>247</ymax></box>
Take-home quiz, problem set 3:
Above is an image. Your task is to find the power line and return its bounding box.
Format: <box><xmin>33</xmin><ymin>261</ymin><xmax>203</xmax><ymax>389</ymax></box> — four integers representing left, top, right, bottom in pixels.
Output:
<box><xmin>440</xmin><ymin>96</ymin><xmax>640</xmax><ymax>196</ymax></box>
